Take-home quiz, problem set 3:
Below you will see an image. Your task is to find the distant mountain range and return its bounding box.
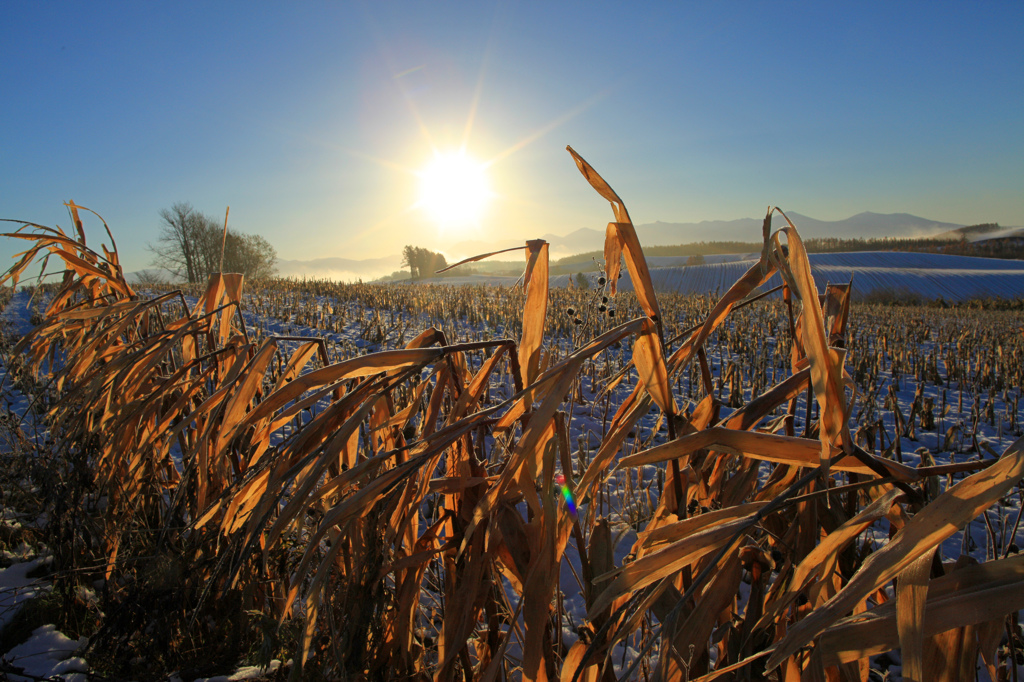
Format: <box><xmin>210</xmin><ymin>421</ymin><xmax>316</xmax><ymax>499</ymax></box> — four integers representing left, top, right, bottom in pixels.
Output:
<box><xmin>127</xmin><ymin>212</ymin><xmax>972</xmax><ymax>283</ymax></box>
<box><xmin>638</xmin><ymin>211</ymin><xmax>965</xmax><ymax>244</ymax></box>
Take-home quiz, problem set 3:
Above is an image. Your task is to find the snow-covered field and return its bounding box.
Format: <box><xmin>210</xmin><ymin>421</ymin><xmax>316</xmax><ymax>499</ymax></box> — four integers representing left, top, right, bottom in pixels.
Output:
<box><xmin>1</xmin><ymin>268</ymin><xmax>1022</xmax><ymax>679</ymax></box>
<box><xmin>427</xmin><ymin>251</ymin><xmax>1024</xmax><ymax>303</ymax></box>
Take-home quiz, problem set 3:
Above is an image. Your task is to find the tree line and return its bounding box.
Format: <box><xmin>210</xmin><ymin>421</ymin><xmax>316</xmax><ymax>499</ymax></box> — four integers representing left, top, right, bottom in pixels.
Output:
<box><xmin>548</xmin><ymin>223</ymin><xmax>1018</xmax><ymax>270</ymax></box>
<box><xmin>149</xmin><ymin>202</ymin><xmax>278</xmax><ymax>283</ymax></box>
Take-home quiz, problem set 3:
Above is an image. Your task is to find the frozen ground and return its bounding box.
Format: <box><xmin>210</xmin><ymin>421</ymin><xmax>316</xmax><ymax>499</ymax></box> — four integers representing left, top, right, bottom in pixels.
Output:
<box><xmin>0</xmin><ymin>276</ymin><xmax>1022</xmax><ymax>679</ymax></box>
<box><xmin>422</xmin><ymin>251</ymin><xmax>1024</xmax><ymax>303</ymax></box>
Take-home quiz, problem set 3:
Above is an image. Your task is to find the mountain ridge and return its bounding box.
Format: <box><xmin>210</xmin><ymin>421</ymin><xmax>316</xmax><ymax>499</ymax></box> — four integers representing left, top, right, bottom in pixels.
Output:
<box><xmin>127</xmin><ymin>211</ymin><xmax>970</xmax><ymax>283</ymax></box>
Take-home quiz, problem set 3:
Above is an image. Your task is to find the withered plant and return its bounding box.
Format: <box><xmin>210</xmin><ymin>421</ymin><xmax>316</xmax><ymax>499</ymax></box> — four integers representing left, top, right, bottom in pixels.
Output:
<box><xmin>1</xmin><ymin>153</ymin><xmax>1023</xmax><ymax>682</ymax></box>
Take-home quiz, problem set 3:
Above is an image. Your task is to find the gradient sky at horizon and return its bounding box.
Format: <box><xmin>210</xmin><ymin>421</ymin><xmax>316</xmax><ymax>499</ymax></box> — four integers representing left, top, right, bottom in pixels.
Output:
<box><xmin>3</xmin><ymin>1</ymin><xmax>1022</xmax><ymax>272</ymax></box>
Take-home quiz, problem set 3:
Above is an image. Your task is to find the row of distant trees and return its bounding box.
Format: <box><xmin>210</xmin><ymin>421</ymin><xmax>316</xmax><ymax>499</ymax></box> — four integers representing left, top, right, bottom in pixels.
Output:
<box><xmin>555</xmin><ymin>224</ymin><xmax>1016</xmax><ymax>265</ymax></box>
<box><xmin>148</xmin><ymin>202</ymin><xmax>278</xmax><ymax>283</ymax></box>
<box><xmin>401</xmin><ymin>245</ymin><xmax>449</xmax><ymax>280</ymax></box>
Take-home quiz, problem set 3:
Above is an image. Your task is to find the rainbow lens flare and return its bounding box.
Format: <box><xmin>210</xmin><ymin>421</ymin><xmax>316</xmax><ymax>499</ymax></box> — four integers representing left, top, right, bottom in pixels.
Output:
<box><xmin>554</xmin><ymin>473</ymin><xmax>577</xmax><ymax>516</ymax></box>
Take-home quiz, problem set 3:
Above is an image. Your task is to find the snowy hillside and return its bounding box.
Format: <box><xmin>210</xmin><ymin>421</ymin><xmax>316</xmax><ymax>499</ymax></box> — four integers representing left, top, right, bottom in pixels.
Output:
<box><xmin>415</xmin><ymin>251</ymin><xmax>1024</xmax><ymax>302</ymax></box>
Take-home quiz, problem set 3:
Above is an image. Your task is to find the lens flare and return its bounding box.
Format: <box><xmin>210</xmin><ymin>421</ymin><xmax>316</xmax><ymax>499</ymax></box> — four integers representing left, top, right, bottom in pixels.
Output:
<box><xmin>554</xmin><ymin>473</ymin><xmax>577</xmax><ymax>516</ymax></box>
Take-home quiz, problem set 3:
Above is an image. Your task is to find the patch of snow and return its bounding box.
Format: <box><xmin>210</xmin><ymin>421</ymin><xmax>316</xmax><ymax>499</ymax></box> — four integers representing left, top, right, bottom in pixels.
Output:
<box><xmin>189</xmin><ymin>659</ymin><xmax>283</xmax><ymax>681</ymax></box>
<box><xmin>1</xmin><ymin>624</ymin><xmax>88</xmax><ymax>682</ymax></box>
<box><xmin>0</xmin><ymin>556</ymin><xmax>52</xmax><ymax>630</ymax></box>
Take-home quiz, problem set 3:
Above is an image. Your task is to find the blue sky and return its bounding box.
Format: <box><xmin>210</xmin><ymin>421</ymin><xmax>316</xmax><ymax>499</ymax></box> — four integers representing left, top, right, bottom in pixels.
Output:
<box><xmin>2</xmin><ymin>1</ymin><xmax>1022</xmax><ymax>272</ymax></box>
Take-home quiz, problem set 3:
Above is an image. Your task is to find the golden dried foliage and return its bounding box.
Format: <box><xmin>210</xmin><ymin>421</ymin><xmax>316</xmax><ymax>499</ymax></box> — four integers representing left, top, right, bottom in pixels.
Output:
<box><xmin>3</xmin><ymin>161</ymin><xmax>1023</xmax><ymax>682</ymax></box>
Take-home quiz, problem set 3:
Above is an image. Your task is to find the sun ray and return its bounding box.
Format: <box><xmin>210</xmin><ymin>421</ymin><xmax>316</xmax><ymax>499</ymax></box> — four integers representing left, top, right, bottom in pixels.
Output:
<box><xmin>460</xmin><ymin>8</ymin><xmax>500</xmax><ymax>151</ymax></box>
<box><xmin>362</xmin><ymin>5</ymin><xmax>438</xmax><ymax>153</ymax></box>
<box><xmin>483</xmin><ymin>85</ymin><xmax>615</xmax><ymax>169</ymax></box>
<box><xmin>343</xmin><ymin>147</ymin><xmax>418</xmax><ymax>176</ymax></box>
<box><xmin>348</xmin><ymin>201</ymin><xmax>421</xmax><ymax>249</ymax></box>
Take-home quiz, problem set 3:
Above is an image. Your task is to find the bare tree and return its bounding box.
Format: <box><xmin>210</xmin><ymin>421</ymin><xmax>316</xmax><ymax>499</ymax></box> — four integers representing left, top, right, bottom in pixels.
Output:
<box><xmin>149</xmin><ymin>203</ymin><xmax>278</xmax><ymax>282</ymax></box>
<box><xmin>149</xmin><ymin>202</ymin><xmax>205</xmax><ymax>283</ymax></box>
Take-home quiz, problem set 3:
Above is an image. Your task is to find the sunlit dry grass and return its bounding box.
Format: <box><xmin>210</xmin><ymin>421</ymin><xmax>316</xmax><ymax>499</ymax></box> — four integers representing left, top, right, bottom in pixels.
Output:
<box><xmin>1</xmin><ymin>156</ymin><xmax>1023</xmax><ymax>681</ymax></box>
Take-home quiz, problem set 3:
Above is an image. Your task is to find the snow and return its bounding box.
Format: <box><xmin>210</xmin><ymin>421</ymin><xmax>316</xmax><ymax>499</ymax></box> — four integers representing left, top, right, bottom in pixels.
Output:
<box><xmin>1</xmin><ymin>625</ymin><xmax>88</xmax><ymax>682</ymax></box>
<box><xmin>0</xmin><ymin>511</ymin><xmax>87</xmax><ymax>680</ymax></box>
<box><xmin>586</xmin><ymin>251</ymin><xmax>1024</xmax><ymax>302</ymax></box>
<box><xmin>1</xmin><ymin>261</ymin><xmax>1023</xmax><ymax>679</ymax></box>
<box><xmin>198</xmin><ymin>270</ymin><xmax>1024</xmax><ymax>677</ymax></box>
<box><xmin>187</xmin><ymin>659</ymin><xmax>282</xmax><ymax>681</ymax></box>
<box><xmin>420</xmin><ymin>251</ymin><xmax>1024</xmax><ymax>303</ymax></box>
<box><xmin>0</xmin><ymin>557</ymin><xmax>51</xmax><ymax>630</ymax></box>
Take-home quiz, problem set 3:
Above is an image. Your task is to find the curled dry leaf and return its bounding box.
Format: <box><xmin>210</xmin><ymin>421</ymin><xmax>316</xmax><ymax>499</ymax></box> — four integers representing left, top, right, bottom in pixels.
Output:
<box><xmin>767</xmin><ymin>434</ymin><xmax>1024</xmax><ymax>670</ymax></box>
<box><xmin>6</xmin><ymin>161</ymin><xmax>1023</xmax><ymax>682</ymax></box>
<box><xmin>632</xmin><ymin>318</ymin><xmax>675</xmax><ymax>416</ymax></box>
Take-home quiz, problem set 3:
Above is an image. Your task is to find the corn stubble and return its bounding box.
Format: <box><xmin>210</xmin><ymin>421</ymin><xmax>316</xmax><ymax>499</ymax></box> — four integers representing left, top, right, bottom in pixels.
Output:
<box><xmin>2</xmin><ymin>158</ymin><xmax>1023</xmax><ymax>681</ymax></box>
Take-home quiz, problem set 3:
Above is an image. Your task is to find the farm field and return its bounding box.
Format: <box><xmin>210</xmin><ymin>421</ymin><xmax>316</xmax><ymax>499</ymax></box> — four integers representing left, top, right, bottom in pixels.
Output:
<box><xmin>1</xmin><ymin>183</ymin><xmax>1023</xmax><ymax>680</ymax></box>
<box><xmin>415</xmin><ymin>251</ymin><xmax>1024</xmax><ymax>304</ymax></box>
<box><xmin>7</xmin><ymin>0</ymin><xmax>1023</xmax><ymax>679</ymax></box>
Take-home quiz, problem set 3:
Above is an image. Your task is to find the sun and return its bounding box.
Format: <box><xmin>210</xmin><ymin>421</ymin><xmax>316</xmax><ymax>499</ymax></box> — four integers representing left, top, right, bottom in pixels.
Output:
<box><xmin>416</xmin><ymin>151</ymin><xmax>492</xmax><ymax>231</ymax></box>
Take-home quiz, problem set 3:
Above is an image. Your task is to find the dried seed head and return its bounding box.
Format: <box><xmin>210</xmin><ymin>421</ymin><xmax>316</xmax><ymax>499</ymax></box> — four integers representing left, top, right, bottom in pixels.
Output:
<box><xmin>607</xmin><ymin>309</ymin><xmax>615</xmax><ymax>317</ymax></box>
<box><xmin>566</xmin><ymin>307</ymin><xmax>576</xmax><ymax>316</ymax></box>
<box><xmin>598</xmin><ymin>304</ymin><xmax>607</xmax><ymax>313</ymax></box>
<box><xmin>598</xmin><ymin>276</ymin><xmax>606</xmax><ymax>286</ymax></box>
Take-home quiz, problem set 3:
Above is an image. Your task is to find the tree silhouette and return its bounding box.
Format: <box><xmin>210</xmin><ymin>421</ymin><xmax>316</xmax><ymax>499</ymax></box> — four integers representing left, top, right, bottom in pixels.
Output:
<box><xmin>149</xmin><ymin>202</ymin><xmax>277</xmax><ymax>282</ymax></box>
<box><xmin>401</xmin><ymin>246</ymin><xmax>448</xmax><ymax>280</ymax></box>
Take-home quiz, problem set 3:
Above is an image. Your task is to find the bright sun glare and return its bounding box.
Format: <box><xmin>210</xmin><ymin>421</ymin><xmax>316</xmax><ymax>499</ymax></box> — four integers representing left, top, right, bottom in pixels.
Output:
<box><xmin>417</xmin><ymin>152</ymin><xmax>492</xmax><ymax>231</ymax></box>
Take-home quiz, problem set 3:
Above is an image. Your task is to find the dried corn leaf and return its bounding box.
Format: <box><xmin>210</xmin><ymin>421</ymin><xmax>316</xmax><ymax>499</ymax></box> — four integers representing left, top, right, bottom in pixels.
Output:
<box><xmin>227</xmin><ymin>348</ymin><xmax>442</xmax><ymax>438</ymax></box>
<box><xmin>589</xmin><ymin>512</ymin><xmax>758</xmax><ymax>617</ymax></box>
<box><xmin>560</xmin><ymin>641</ymin><xmax>600</xmax><ymax>682</ymax></box>
<box><xmin>815</xmin><ymin>553</ymin><xmax>1024</xmax><ymax>667</ymax></box>
<box><xmin>463</xmin><ymin>318</ymin><xmax>645</xmax><ymax>550</ymax></box>
<box><xmin>770</xmin><ymin>220</ymin><xmax>849</xmax><ymax>479</ymax></box>
<box><xmin>520</xmin><ymin>240</ymin><xmax>549</xmax><ymax>386</ymax></box>
<box><xmin>767</xmin><ymin>434</ymin><xmax>1024</xmax><ymax>669</ymax></box>
<box><xmin>522</xmin><ymin>466</ymin><xmax>559</xmax><ymax>681</ymax></box>
<box><xmin>434</xmin><ymin>244</ymin><xmax>527</xmax><ymax>274</ymax></box>
<box><xmin>566</xmin><ymin>146</ymin><xmax>630</xmax><ymax>224</ymax></box>
<box><xmin>618</xmin><ymin>427</ymin><xmax>914</xmax><ymax>479</ymax></box>
<box><xmin>661</xmin><ymin>548</ymin><xmax>743</xmax><ymax>681</ymax></box>
<box><xmin>604</xmin><ymin>222</ymin><xmax>624</xmax><ymax>297</ymax></box>
<box><xmin>757</xmin><ymin>488</ymin><xmax>903</xmax><ymax>630</ymax></box>
<box><xmin>896</xmin><ymin>546</ymin><xmax>936</xmax><ymax>682</ymax></box>
<box><xmin>612</xmin><ymin>221</ymin><xmax>661</xmax><ymax>320</ymax></box>
<box><xmin>633</xmin><ymin>318</ymin><xmax>675</xmax><ymax>416</ymax></box>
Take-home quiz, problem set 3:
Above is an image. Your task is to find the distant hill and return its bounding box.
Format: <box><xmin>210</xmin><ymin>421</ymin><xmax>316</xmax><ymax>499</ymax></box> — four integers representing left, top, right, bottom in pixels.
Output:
<box><xmin>275</xmin><ymin>254</ymin><xmax>403</xmax><ymax>282</ymax></box>
<box><xmin>932</xmin><ymin>223</ymin><xmax>1024</xmax><ymax>243</ymax></box>
<box><xmin>443</xmin><ymin>211</ymin><xmax>965</xmax><ymax>261</ymax></box>
<box><xmin>151</xmin><ymin>212</ymin><xmax>968</xmax><ymax>284</ymax></box>
<box><xmin>635</xmin><ymin>212</ymin><xmax>965</xmax><ymax>245</ymax></box>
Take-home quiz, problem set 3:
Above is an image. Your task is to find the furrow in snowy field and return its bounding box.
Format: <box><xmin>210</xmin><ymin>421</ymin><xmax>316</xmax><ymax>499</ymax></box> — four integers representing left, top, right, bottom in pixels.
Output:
<box><xmin>424</xmin><ymin>252</ymin><xmax>1024</xmax><ymax>302</ymax></box>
